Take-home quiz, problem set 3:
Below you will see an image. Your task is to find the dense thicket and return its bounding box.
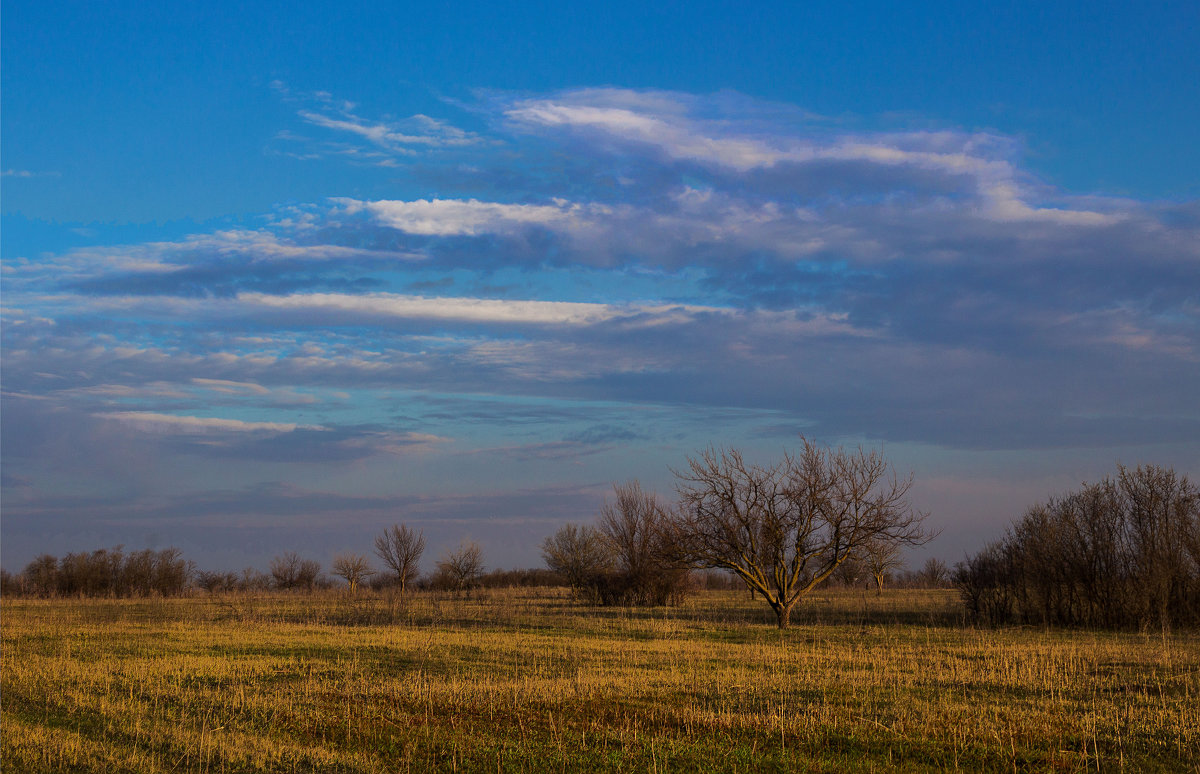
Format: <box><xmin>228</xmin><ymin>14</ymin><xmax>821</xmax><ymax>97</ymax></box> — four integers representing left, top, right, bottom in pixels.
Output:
<box><xmin>11</xmin><ymin>547</ymin><xmax>192</xmax><ymax>598</ymax></box>
<box><xmin>955</xmin><ymin>465</ymin><xmax>1200</xmax><ymax>629</ymax></box>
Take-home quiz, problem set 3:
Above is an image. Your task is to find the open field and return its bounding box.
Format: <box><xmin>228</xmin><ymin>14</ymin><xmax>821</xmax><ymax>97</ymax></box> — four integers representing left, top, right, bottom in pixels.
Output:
<box><xmin>2</xmin><ymin>588</ymin><xmax>1197</xmax><ymax>772</ymax></box>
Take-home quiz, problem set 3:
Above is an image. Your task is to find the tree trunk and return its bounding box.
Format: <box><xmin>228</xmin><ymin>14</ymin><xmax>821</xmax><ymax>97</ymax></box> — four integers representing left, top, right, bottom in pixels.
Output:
<box><xmin>774</xmin><ymin>600</ymin><xmax>794</xmax><ymax>629</ymax></box>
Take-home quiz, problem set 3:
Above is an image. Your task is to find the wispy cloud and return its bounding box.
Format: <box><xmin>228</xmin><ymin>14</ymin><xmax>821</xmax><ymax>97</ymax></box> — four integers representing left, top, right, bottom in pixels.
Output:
<box><xmin>507</xmin><ymin>89</ymin><xmax>1121</xmax><ymax>225</ymax></box>
<box><xmin>270</xmin><ymin>83</ymin><xmax>482</xmax><ymax>165</ymax></box>
<box><xmin>4</xmin><ymin>227</ymin><xmax>421</xmax><ymax>286</ymax></box>
<box><xmin>99</xmin><ymin>412</ymin><xmax>321</xmax><ymax>434</ymax></box>
<box><xmin>240</xmin><ymin>291</ymin><xmax>726</xmax><ymax>327</ymax></box>
<box><xmin>336</xmin><ymin>197</ymin><xmax>600</xmax><ymax>236</ymax></box>
<box><xmin>299</xmin><ymin>110</ymin><xmax>479</xmax><ymax>151</ymax></box>
<box><xmin>2</xmin><ymin>169</ymin><xmax>60</xmax><ymax>178</ymax></box>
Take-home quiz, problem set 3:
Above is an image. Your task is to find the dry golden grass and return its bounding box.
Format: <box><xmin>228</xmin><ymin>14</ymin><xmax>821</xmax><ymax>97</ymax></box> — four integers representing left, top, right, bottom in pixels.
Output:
<box><xmin>2</xmin><ymin>588</ymin><xmax>1197</xmax><ymax>772</ymax></box>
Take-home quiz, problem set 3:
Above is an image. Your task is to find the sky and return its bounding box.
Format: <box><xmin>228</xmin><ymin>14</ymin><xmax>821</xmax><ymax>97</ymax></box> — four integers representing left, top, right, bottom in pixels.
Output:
<box><xmin>3</xmin><ymin>0</ymin><xmax>1198</xmax><ymax>575</ymax></box>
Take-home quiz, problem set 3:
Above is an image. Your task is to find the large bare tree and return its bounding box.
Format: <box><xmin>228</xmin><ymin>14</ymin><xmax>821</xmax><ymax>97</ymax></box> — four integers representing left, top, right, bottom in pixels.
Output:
<box><xmin>374</xmin><ymin>524</ymin><xmax>425</xmax><ymax>594</ymax></box>
<box><xmin>673</xmin><ymin>440</ymin><xmax>933</xmax><ymax>629</ymax></box>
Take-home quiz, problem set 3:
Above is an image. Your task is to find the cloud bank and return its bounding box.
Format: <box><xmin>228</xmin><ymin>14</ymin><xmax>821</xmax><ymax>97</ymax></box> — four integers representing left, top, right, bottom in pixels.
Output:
<box><xmin>4</xmin><ymin>87</ymin><xmax>1197</xmax><ymax>569</ymax></box>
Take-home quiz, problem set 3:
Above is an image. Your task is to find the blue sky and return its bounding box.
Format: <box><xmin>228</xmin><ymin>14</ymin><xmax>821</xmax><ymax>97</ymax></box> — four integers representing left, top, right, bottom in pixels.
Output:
<box><xmin>3</xmin><ymin>0</ymin><xmax>1198</xmax><ymax>574</ymax></box>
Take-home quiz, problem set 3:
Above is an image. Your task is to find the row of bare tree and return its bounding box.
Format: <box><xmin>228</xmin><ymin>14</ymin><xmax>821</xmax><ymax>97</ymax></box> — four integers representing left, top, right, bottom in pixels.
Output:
<box><xmin>2</xmin><ymin>534</ymin><xmax>488</xmax><ymax>599</ymax></box>
<box><xmin>831</xmin><ymin>552</ymin><xmax>952</xmax><ymax>591</ymax></box>
<box><xmin>954</xmin><ymin>464</ymin><xmax>1200</xmax><ymax>629</ymax></box>
<box><xmin>193</xmin><ymin>532</ymin><xmax>481</xmax><ymax>596</ymax></box>
<box><xmin>339</xmin><ymin>529</ymin><xmax>484</xmax><ymax>594</ymax></box>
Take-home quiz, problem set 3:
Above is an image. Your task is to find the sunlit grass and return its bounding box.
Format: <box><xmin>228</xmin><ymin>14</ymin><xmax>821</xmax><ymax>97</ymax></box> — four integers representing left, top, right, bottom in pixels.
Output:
<box><xmin>3</xmin><ymin>588</ymin><xmax>1196</xmax><ymax>772</ymax></box>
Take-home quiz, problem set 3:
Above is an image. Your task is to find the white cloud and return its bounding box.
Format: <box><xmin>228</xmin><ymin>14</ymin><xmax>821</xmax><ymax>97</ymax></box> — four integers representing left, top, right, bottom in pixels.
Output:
<box><xmin>278</xmin><ymin>90</ymin><xmax>482</xmax><ymax>167</ymax></box>
<box><xmin>507</xmin><ymin>100</ymin><xmax>797</xmax><ymax>170</ymax></box>
<box><xmin>0</xmin><ymin>228</ymin><xmax>423</xmax><ymax>290</ymax></box>
<box><xmin>336</xmin><ymin>197</ymin><xmax>604</xmax><ymax>236</ymax></box>
<box><xmin>299</xmin><ymin>110</ymin><xmax>478</xmax><ymax>151</ymax></box>
<box><xmin>272</xmin><ymin>83</ymin><xmax>482</xmax><ymax>165</ymax></box>
<box><xmin>239</xmin><ymin>291</ymin><xmax>725</xmax><ymax>327</ymax></box>
<box><xmin>190</xmin><ymin>378</ymin><xmax>271</xmax><ymax>395</ymax></box>
<box><xmin>61</xmin><ymin>383</ymin><xmax>192</xmax><ymax>400</ymax></box>
<box><xmin>47</xmin><ymin>289</ymin><xmax>713</xmax><ymax>330</ymax></box>
<box><xmin>338</xmin><ymin>191</ymin><xmax>837</xmax><ymax>262</ymax></box>
<box><xmin>978</xmin><ymin>181</ymin><xmax>1119</xmax><ymax>225</ymax></box>
<box><xmin>188</xmin><ymin>228</ymin><xmax>420</xmax><ymax>261</ymax></box>
<box><xmin>507</xmin><ymin>89</ymin><xmax>1118</xmax><ymax>227</ymax></box>
<box><xmin>2</xmin><ymin>169</ymin><xmax>60</xmax><ymax>178</ymax></box>
<box><xmin>99</xmin><ymin>412</ymin><xmax>323</xmax><ymax>434</ymax></box>
<box><xmin>335</xmin><ymin>430</ymin><xmax>448</xmax><ymax>455</ymax></box>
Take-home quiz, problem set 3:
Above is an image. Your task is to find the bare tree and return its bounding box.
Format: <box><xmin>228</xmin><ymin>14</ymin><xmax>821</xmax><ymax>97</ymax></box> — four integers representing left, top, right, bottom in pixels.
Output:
<box><xmin>918</xmin><ymin>557</ymin><xmax>950</xmax><ymax>588</ymax></box>
<box><xmin>297</xmin><ymin>559</ymin><xmax>322</xmax><ymax>591</ymax></box>
<box><xmin>374</xmin><ymin>524</ymin><xmax>425</xmax><ymax>594</ymax></box>
<box><xmin>597</xmin><ymin>481</ymin><xmax>690</xmax><ymax>605</ymax></box>
<box><xmin>23</xmin><ymin>554</ymin><xmax>61</xmax><ymax>597</ymax></box>
<box><xmin>270</xmin><ymin>552</ymin><xmax>301</xmax><ymax>589</ymax></box>
<box><xmin>673</xmin><ymin>440</ymin><xmax>933</xmax><ymax>629</ymax></box>
<box><xmin>332</xmin><ymin>553</ymin><xmax>375</xmax><ymax>594</ymax></box>
<box><xmin>435</xmin><ymin>540</ymin><xmax>484</xmax><ymax>594</ymax></box>
<box><xmin>863</xmin><ymin>538</ymin><xmax>904</xmax><ymax>595</ymax></box>
<box><xmin>240</xmin><ymin>567</ymin><xmax>272</xmax><ymax>591</ymax></box>
<box><xmin>196</xmin><ymin>570</ymin><xmax>239</xmax><ymax>593</ymax></box>
<box><xmin>0</xmin><ymin>569</ymin><xmax>20</xmax><ymax>596</ymax></box>
<box><xmin>270</xmin><ymin>552</ymin><xmax>322</xmax><ymax>591</ymax></box>
<box><xmin>541</xmin><ymin>523</ymin><xmax>613</xmax><ymax>594</ymax></box>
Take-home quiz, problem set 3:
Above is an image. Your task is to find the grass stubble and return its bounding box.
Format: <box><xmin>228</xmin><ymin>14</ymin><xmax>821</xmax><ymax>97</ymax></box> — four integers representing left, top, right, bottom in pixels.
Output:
<box><xmin>1</xmin><ymin>588</ymin><xmax>1196</xmax><ymax>772</ymax></box>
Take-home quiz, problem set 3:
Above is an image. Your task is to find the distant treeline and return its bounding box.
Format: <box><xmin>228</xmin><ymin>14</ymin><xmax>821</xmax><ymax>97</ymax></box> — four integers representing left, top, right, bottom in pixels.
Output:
<box><xmin>1</xmin><ymin>547</ymin><xmax>943</xmax><ymax>600</ymax></box>
<box><xmin>0</xmin><ymin>552</ymin><xmax>566</xmax><ymax>598</ymax></box>
<box><xmin>954</xmin><ymin>464</ymin><xmax>1200</xmax><ymax>630</ymax></box>
<box><xmin>189</xmin><ymin>563</ymin><xmax>570</xmax><ymax>595</ymax></box>
<box><xmin>4</xmin><ymin>547</ymin><xmax>193</xmax><ymax>598</ymax></box>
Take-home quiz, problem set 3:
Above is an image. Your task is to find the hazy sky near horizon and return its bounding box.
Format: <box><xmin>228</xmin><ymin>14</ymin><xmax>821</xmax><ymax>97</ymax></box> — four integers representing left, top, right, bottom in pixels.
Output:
<box><xmin>3</xmin><ymin>1</ymin><xmax>1198</xmax><ymax>573</ymax></box>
